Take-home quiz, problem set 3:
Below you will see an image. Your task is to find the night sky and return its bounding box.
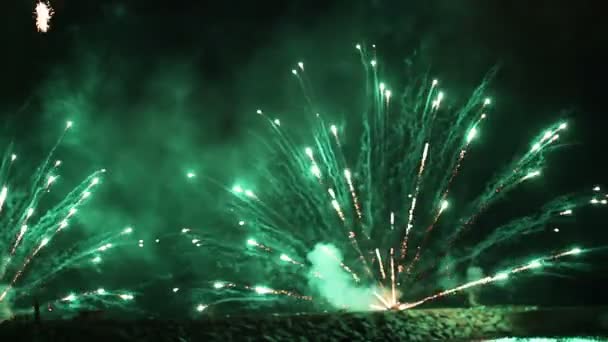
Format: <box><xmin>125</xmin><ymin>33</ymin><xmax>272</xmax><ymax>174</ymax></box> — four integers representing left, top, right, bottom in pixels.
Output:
<box><xmin>1</xmin><ymin>0</ymin><xmax>607</xmax><ymax>317</ymax></box>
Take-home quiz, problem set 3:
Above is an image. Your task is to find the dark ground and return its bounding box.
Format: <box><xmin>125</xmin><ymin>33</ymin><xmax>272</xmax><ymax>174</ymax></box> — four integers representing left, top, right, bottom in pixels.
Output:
<box><xmin>1</xmin><ymin>306</ymin><xmax>607</xmax><ymax>341</ymax></box>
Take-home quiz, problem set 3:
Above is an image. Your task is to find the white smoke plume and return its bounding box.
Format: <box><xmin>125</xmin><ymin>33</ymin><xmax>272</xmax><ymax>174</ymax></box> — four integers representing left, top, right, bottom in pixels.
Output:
<box><xmin>306</xmin><ymin>243</ymin><xmax>377</xmax><ymax>311</ymax></box>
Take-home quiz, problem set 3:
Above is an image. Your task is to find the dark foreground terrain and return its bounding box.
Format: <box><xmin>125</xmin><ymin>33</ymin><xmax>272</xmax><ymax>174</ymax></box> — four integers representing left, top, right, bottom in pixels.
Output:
<box><xmin>1</xmin><ymin>306</ymin><xmax>607</xmax><ymax>341</ymax></box>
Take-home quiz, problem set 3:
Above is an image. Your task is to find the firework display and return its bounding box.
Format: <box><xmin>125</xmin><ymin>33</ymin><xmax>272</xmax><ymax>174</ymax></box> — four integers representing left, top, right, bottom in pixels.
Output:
<box><xmin>0</xmin><ymin>121</ymin><xmax>135</xmax><ymax>320</ymax></box>
<box><xmin>180</xmin><ymin>45</ymin><xmax>603</xmax><ymax>314</ymax></box>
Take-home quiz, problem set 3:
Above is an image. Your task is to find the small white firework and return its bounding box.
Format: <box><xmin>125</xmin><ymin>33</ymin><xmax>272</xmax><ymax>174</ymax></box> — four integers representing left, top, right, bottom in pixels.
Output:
<box><xmin>34</xmin><ymin>1</ymin><xmax>54</xmax><ymax>33</ymax></box>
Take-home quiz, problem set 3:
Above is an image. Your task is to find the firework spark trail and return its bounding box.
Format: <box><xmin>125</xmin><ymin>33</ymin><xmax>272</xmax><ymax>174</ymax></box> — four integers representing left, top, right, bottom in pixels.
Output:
<box><xmin>412</xmin><ymin>120</ymin><xmax>570</xmax><ymax>279</ymax></box>
<box><xmin>191</xmin><ymin>281</ymin><xmax>312</xmax><ymax>313</ymax></box>
<box><xmin>413</xmin><ymin>192</ymin><xmax>602</xmax><ymax>282</ymax></box>
<box><xmin>294</xmin><ymin>66</ymin><xmax>376</xmax><ymax>280</ymax></box>
<box><xmin>312</xmin><ymin>124</ymin><xmax>357</xmax><ymax>223</ymax></box>
<box><xmin>189</xmin><ymin>45</ymin><xmax>602</xmax><ymax>313</ymax></box>
<box><xmin>405</xmin><ymin>111</ymin><xmax>488</xmax><ymax>273</ymax></box>
<box><xmin>257</xmin><ymin>92</ymin><xmax>373</xmax><ymax>280</ymax></box>
<box><xmin>35</xmin><ymin>288</ymin><xmax>136</xmax><ymax>316</ymax></box>
<box><xmin>444</xmin><ymin>122</ymin><xmax>568</xmax><ymax>250</ymax></box>
<box><xmin>4</xmin><ymin>122</ymin><xmax>73</xmax><ymax>256</ymax></box>
<box><xmin>399</xmin><ymin>247</ymin><xmax>583</xmax><ymax>310</ymax></box>
<box><xmin>244</xmin><ymin>111</ymin><xmax>337</xmax><ymax>247</ymax></box>
<box><xmin>295</xmin><ymin>64</ymin><xmax>356</xmax><ymax>199</ymax></box>
<box><xmin>0</xmin><ymin>121</ymin><xmax>137</xmax><ymax>316</ymax></box>
<box><xmin>399</xmin><ymin>142</ymin><xmax>430</xmax><ymax>265</ymax></box>
<box><xmin>0</xmin><ymin>170</ymin><xmax>106</xmax><ymax>301</ymax></box>
<box><xmin>375</xmin><ymin>248</ymin><xmax>386</xmax><ymax>280</ymax></box>
<box><xmin>390</xmin><ymin>247</ymin><xmax>396</xmax><ymax>305</ymax></box>
<box><xmin>404</xmin><ymin>91</ymin><xmax>494</xmax><ymax>274</ymax></box>
<box><xmin>34</xmin><ymin>1</ymin><xmax>54</xmax><ymax>33</ymax></box>
<box><xmin>17</xmin><ymin>227</ymin><xmax>136</xmax><ymax>295</ymax></box>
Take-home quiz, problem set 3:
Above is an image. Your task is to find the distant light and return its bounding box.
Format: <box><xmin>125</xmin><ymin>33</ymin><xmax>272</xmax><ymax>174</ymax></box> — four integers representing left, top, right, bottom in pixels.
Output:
<box><xmin>553</xmin><ymin>228</ymin><xmax>560</xmax><ymax>233</ymax></box>
<box><xmin>172</xmin><ymin>288</ymin><xmax>179</xmax><ymax>293</ymax></box>
<box><xmin>187</xmin><ymin>172</ymin><xmax>196</xmax><ymax>178</ymax></box>
<box><xmin>213</xmin><ymin>282</ymin><xmax>225</xmax><ymax>289</ymax></box>
<box><xmin>196</xmin><ymin>304</ymin><xmax>208</xmax><ymax>312</ymax></box>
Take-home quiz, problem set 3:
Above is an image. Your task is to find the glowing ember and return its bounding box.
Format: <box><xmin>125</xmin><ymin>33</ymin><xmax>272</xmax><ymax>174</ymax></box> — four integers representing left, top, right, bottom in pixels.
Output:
<box><xmin>34</xmin><ymin>1</ymin><xmax>54</xmax><ymax>33</ymax></box>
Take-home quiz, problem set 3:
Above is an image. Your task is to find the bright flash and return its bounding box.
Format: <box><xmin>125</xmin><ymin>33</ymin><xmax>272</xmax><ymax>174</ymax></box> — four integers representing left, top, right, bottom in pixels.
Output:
<box><xmin>34</xmin><ymin>2</ymin><xmax>54</xmax><ymax>33</ymax></box>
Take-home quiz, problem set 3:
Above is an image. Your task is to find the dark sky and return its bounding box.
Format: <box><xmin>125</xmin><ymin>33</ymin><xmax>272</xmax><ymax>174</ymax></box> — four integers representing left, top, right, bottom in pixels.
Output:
<box><xmin>1</xmin><ymin>0</ymin><xmax>607</xmax><ymax>317</ymax></box>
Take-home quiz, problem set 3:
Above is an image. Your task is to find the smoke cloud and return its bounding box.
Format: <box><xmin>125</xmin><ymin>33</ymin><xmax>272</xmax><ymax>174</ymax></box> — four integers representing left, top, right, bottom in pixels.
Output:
<box><xmin>306</xmin><ymin>243</ymin><xmax>377</xmax><ymax>311</ymax></box>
